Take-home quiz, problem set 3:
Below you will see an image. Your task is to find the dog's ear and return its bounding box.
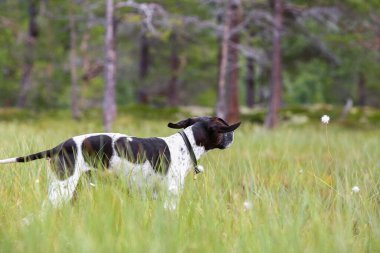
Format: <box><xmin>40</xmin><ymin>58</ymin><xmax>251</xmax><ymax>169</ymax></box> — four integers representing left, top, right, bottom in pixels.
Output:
<box><xmin>168</xmin><ymin>118</ymin><xmax>195</xmax><ymax>129</ymax></box>
<box><xmin>211</xmin><ymin>122</ymin><xmax>241</xmax><ymax>133</ymax></box>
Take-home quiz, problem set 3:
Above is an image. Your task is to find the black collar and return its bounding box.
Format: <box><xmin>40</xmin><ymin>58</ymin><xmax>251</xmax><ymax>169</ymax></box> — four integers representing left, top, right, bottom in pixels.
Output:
<box><xmin>179</xmin><ymin>130</ymin><xmax>202</xmax><ymax>174</ymax></box>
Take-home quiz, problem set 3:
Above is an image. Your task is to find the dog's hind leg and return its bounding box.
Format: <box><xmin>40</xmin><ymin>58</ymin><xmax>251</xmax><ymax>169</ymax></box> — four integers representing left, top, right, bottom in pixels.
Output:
<box><xmin>47</xmin><ymin>164</ymin><xmax>82</xmax><ymax>208</ymax></box>
<box><xmin>22</xmin><ymin>159</ymin><xmax>83</xmax><ymax>225</ymax></box>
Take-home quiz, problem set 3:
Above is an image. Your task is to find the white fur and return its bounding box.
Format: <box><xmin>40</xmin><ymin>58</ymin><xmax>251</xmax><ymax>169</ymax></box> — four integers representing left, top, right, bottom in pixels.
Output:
<box><xmin>46</xmin><ymin>133</ymin><xmax>128</xmax><ymax>207</ymax></box>
<box><xmin>44</xmin><ymin>127</ymin><xmax>205</xmax><ymax>210</ymax></box>
<box><xmin>160</xmin><ymin>127</ymin><xmax>206</xmax><ymax>209</ymax></box>
<box><xmin>0</xmin><ymin>158</ymin><xmax>17</xmax><ymax>164</ymax></box>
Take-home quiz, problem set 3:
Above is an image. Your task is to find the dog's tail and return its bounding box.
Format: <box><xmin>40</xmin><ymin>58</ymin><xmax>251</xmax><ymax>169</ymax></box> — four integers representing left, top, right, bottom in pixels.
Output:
<box><xmin>0</xmin><ymin>138</ymin><xmax>76</xmax><ymax>165</ymax></box>
<box><xmin>0</xmin><ymin>149</ymin><xmax>53</xmax><ymax>164</ymax></box>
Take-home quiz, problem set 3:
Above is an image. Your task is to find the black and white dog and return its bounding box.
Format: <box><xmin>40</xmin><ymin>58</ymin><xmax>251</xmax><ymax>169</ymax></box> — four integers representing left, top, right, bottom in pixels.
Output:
<box><xmin>0</xmin><ymin>116</ymin><xmax>240</xmax><ymax>210</ymax></box>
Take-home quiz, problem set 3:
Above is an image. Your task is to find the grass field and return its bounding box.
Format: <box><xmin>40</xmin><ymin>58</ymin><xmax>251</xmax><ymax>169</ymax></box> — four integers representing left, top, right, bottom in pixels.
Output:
<box><xmin>0</xmin><ymin>112</ymin><xmax>379</xmax><ymax>252</ymax></box>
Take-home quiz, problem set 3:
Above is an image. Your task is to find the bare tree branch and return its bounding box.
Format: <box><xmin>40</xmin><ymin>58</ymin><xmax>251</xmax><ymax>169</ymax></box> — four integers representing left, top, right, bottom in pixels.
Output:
<box><xmin>0</xmin><ymin>16</ymin><xmax>20</xmax><ymax>36</ymax></box>
<box><xmin>231</xmin><ymin>42</ymin><xmax>269</xmax><ymax>65</ymax></box>
<box><xmin>283</xmin><ymin>4</ymin><xmax>342</xmax><ymax>65</ymax></box>
<box><xmin>294</xmin><ymin>19</ymin><xmax>341</xmax><ymax>66</ymax></box>
<box><xmin>117</xmin><ymin>0</ymin><xmax>168</xmax><ymax>35</ymax></box>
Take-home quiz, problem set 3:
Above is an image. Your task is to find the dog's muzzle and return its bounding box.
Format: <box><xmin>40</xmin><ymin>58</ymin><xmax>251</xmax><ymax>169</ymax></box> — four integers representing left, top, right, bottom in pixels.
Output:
<box><xmin>220</xmin><ymin>132</ymin><xmax>234</xmax><ymax>149</ymax></box>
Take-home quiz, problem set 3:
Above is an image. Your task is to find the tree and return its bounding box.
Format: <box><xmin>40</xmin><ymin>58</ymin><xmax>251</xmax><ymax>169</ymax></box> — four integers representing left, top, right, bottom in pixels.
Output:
<box><xmin>216</xmin><ymin>0</ymin><xmax>242</xmax><ymax>123</ymax></box>
<box><xmin>167</xmin><ymin>31</ymin><xmax>180</xmax><ymax>106</ymax></box>
<box><xmin>139</xmin><ymin>32</ymin><xmax>150</xmax><ymax>80</ymax></box>
<box><xmin>265</xmin><ymin>0</ymin><xmax>284</xmax><ymax>128</ymax></box>
<box><xmin>103</xmin><ymin>0</ymin><xmax>117</xmax><ymax>132</ymax></box>
<box><xmin>69</xmin><ymin>6</ymin><xmax>81</xmax><ymax>120</ymax></box>
<box><xmin>137</xmin><ymin>32</ymin><xmax>150</xmax><ymax>104</ymax></box>
<box><xmin>216</xmin><ymin>2</ymin><xmax>230</xmax><ymax>120</ymax></box>
<box><xmin>357</xmin><ymin>72</ymin><xmax>367</xmax><ymax>106</ymax></box>
<box><xmin>17</xmin><ymin>0</ymin><xmax>39</xmax><ymax>107</ymax></box>
<box><xmin>226</xmin><ymin>0</ymin><xmax>242</xmax><ymax>123</ymax></box>
<box><xmin>245</xmin><ymin>26</ymin><xmax>256</xmax><ymax>108</ymax></box>
<box><xmin>246</xmin><ymin>52</ymin><xmax>255</xmax><ymax>108</ymax></box>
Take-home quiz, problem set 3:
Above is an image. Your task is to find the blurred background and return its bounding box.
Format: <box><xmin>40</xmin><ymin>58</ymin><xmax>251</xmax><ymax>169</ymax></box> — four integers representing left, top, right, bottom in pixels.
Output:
<box><xmin>0</xmin><ymin>0</ymin><xmax>379</xmax><ymax>130</ymax></box>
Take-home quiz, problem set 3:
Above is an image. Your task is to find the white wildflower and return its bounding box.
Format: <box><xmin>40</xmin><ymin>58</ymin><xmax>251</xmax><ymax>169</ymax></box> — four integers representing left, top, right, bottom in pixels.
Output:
<box><xmin>243</xmin><ymin>200</ymin><xmax>253</xmax><ymax>211</ymax></box>
<box><xmin>321</xmin><ymin>115</ymin><xmax>330</xmax><ymax>124</ymax></box>
<box><xmin>352</xmin><ymin>186</ymin><xmax>360</xmax><ymax>193</ymax></box>
<box><xmin>22</xmin><ymin>214</ymin><xmax>34</xmax><ymax>226</ymax></box>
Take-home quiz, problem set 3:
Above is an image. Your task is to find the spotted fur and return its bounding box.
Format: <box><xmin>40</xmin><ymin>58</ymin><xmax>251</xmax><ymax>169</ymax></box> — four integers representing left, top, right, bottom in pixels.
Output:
<box><xmin>0</xmin><ymin>117</ymin><xmax>240</xmax><ymax>210</ymax></box>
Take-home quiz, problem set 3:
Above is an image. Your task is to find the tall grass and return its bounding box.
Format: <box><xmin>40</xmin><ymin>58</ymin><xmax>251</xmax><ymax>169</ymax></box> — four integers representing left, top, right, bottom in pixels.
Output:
<box><xmin>0</xmin><ymin>115</ymin><xmax>379</xmax><ymax>252</ymax></box>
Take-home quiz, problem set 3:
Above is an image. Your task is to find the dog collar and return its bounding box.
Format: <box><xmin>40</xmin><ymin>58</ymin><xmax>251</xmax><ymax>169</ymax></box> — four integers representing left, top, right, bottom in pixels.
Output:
<box><xmin>179</xmin><ymin>130</ymin><xmax>202</xmax><ymax>174</ymax></box>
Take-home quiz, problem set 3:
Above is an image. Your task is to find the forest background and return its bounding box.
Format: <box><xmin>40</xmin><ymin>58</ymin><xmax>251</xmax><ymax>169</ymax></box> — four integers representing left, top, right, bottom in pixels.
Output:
<box><xmin>0</xmin><ymin>0</ymin><xmax>379</xmax><ymax>128</ymax></box>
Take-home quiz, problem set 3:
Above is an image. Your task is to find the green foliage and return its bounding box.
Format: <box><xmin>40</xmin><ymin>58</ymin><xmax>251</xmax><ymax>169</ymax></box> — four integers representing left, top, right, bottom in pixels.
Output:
<box><xmin>195</xmin><ymin>88</ymin><xmax>217</xmax><ymax>107</ymax></box>
<box><xmin>241</xmin><ymin>109</ymin><xmax>266</xmax><ymax>124</ymax></box>
<box><xmin>285</xmin><ymin>60</ymin><xmax>328</xmax><ymax>104</ymax></box>
<box><xmin>0</xmin><ymin>0</ymin><xmax>379</xmax><ymax>109</ymax></box>
<box><xmin>241</xmin><ymin>104</ymin><xmax>380</xmax><ymax>128</ymax></box>
<box><xmin>118</xmin><ymin>104</ymin><xmax>188</xmax><ymax>120</ymax></box>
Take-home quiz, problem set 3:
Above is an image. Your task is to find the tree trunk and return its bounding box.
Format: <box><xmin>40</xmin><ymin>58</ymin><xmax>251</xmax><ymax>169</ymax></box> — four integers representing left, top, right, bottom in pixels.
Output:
<box><xmin>246</xmin><ymin>55</ymin><xmax>255</xmax><ymax>108</ymax></box>
<box><xmin>357</xmin><ymin>72</ymin><xmax>366</xmax><ymax>106</ymax></box>
<box><xmin>246</xmin><ymin>30</ymin><xmax>255</xmax><ymax>108</ymax></box>
<box><xmin>103</xmin><ymin>0</ymin><xmax>117</xmax><ymax>132</ymax></box>
<box><xmin>17</xmin><ymin>0</ymin><xmax>39</xmax><ymax>107</ymax></box>
<box><xmin>167</xmin><ymin>32</ymin><xmax>180</xmax><ymax>106</ymax></box>
<box><xmin>265</xmin><ymin>0</ymin><xmax>284</xmax><ymax>128</ymax></box>
<box><xmin>215</xmin><ymin>11</ymin><xmax>223</xmax><ymax>105</ymax></box>
<box><xmin>137</xmin><ymin>32</ymin><xmax>150</xmax><ymax>104</ymax></box>
<box><xmin>80</xmin><ymin>31</ymin><xmax>90</xmax><ymax>108</ymax></box>
<box><xmin>139</xmin><ymin>33</ymin><xmax>150</xmax><ymax>80</ymax></box>
<box><xmin>216</xmin><ymin>3</ymin><xmax>231</xmax><ymax>120</ymax></box>
<box><xmin>226</xmin><ymin>0</ymin><xmax>242</xmax><ymax>123</ymax></box>
<box><xmin>259</xmin><ymin>67</ymin><xmax>271</xmax><ymax>104</ymax></box>
<box><xmin>69</xmin><ymin>9</ymin><xmax>81</xmax><ymax>120</ymax></box>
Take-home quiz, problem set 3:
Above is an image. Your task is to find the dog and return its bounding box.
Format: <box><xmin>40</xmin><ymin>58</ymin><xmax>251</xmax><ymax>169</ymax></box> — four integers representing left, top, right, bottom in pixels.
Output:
<box><xmin>0</xmin><ymin>116</ymin><xmax>240</xmax><ymax>210</ymax></box>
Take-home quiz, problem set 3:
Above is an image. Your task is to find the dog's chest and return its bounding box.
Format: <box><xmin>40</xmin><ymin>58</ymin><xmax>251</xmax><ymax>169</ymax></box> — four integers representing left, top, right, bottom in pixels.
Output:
<box><xmin>162</xmin><ymin>136</ymin><xmax>191</xmax><ymax>172</ymax></box>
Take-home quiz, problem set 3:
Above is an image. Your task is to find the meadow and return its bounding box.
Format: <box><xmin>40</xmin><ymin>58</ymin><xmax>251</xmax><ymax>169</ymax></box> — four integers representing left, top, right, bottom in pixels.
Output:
<box><xmin>0</xmin><ymin>110</ymin><xmax>379</xmax><ymax>253</ymax></box>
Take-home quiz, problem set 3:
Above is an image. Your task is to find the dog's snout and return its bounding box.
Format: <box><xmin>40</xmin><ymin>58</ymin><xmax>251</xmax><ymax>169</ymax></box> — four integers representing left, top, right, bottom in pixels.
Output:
<box><xmin>220</xmin><ymin>132</ymin><xmax>234</xmax><ymax>149</ymax></box>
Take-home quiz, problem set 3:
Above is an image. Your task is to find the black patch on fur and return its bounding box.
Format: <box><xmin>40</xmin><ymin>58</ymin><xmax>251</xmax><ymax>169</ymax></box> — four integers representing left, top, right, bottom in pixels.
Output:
<box><xmin>191</xmin><ymin>118</ymin><xmax>236</xmax><ymax>150</ymax></box>
<box><xmin>114</xmin><ymin>137</ymin><xmax>171</xmax><ymax>174</ymax></box>
<box><xmin>82</xmin><ymin>135</ymin><xmax>114</xmax><ymax>169</ymax></box>
<box><xmin>191</xmin><ymin>122</ymin><xmax>218</xmax><ymax>151</ymax></box>
<box><xmin>16</xmin><ymin>152</ymin><xmax>45</xmax><ymax>162</ymax></box>
<box><xmin>49</xmin><ymin>138</ymin><xmax>78</xmax><ymax>180</ymax></box>
<box><xmin>16</xmin><ymin>149</ymin><xmax>53</xmax><ymax>162</ymax></box>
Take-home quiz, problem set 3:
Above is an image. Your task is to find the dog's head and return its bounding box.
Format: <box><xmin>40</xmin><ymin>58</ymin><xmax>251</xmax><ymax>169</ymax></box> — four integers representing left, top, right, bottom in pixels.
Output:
<box><xmin>168</xmin><ymin>116</ymin><xmax>241</xmax><ymax>150</ymax></box>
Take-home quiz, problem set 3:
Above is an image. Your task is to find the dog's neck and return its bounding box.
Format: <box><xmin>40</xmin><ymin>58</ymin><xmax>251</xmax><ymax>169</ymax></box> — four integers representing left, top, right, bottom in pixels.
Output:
<box><xmin>160</xmin><ymin>126</ymin><xmax>206</xmax><ymax>179</ymax></box>
<box><xmin>182</xmin><ymin>126</ymin><xmax>206</xmax><ymax>160</ymax></box>
<box><xmin>162</xmin><ymin>126</ymin><xmax>206</xmax><ymax>164</ymax></box>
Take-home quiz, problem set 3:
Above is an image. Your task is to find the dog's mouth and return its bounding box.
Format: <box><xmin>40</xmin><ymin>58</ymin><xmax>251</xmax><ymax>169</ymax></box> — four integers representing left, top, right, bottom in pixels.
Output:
<box><xmin>219</xmin><ymin>132</ymin><xmax>234</xmax><ymax>149</ymax></box>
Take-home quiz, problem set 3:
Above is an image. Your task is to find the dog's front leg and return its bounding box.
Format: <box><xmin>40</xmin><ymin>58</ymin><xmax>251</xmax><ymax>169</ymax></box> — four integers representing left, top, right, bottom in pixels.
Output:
<box><xmin>164</xmin><ymin>181</ymin><xmax>180</xmax><ymax>211</ymax></box>
<box><xmin>164</xmin><ymin>168</ymin><xmax>186</xmax><ymax>211</ymax></box>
